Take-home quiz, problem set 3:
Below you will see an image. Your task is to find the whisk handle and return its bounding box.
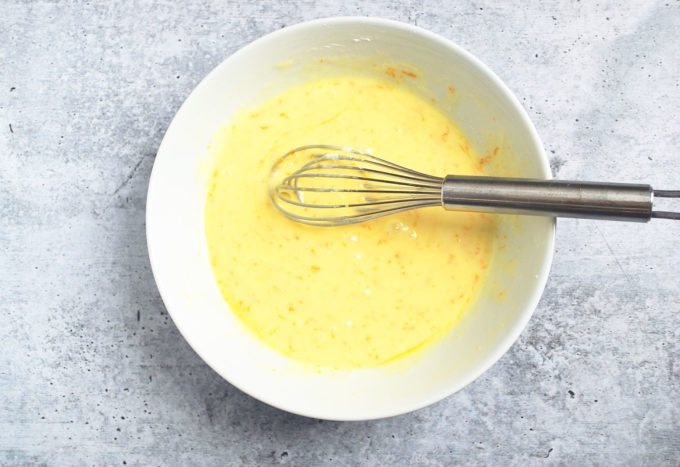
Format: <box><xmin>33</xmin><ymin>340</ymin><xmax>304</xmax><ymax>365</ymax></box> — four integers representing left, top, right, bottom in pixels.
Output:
<box><xmin>442</xmin><ymin>176</ymin><xmax>657</xmax><ymax>222</ymax></box>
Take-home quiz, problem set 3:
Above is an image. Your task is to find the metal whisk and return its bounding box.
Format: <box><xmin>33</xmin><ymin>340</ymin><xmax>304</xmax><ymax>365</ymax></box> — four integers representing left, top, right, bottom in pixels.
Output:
<box><xmin>269</xmin><ymin>145</ymin><xmax>680</xmax><ymax>226</ymax></box>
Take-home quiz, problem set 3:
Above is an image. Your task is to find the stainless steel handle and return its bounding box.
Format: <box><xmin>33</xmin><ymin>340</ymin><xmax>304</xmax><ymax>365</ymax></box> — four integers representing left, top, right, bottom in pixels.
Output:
<box><xmin>441</xmin><ymin>175</ymin><xmax>678</xmax><ymax>222</ymax></box>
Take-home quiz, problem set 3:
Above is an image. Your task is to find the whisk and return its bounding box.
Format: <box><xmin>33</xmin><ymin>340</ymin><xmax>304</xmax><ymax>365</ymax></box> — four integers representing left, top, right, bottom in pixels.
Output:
<box><xmin>269</xmin><ymin>145</ymin><xmax>680</xmax><ymax>226</ymax></box>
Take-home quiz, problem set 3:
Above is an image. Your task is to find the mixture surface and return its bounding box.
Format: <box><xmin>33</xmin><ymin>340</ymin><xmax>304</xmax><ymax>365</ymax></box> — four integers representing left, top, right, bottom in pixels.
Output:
<box><xmin>204</xmin><ymin>76</ymin><xmax>496</xmax><ymax>369</ymax></box>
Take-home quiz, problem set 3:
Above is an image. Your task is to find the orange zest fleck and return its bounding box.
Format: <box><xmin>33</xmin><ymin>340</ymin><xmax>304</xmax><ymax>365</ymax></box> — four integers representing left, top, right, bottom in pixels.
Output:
<box><xmin>402</xmin><ymin>70</ymin><xmax>417</xmax><ymax>78</ymax></box>
<box><xmin>448</xmin><ymin>86</ymin><xmax>455</xmax><ymax>94</ymax></box>
<box><xmin>478</xmin><ymin>155</ymin><xmax>492</xmax><ymax>168</ymax></box>
<box><xmin>385</xmin><ymin>67</ymin><xmax>397</xmax><ymax>78</ymax></box>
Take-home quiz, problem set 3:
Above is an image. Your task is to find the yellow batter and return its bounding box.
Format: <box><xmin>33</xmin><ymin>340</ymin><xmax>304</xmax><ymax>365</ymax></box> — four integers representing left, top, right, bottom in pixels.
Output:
<box><xmin>204</xmin><ymin>76</ymin><xmax>495</xmax><ymax>370</ymax></box>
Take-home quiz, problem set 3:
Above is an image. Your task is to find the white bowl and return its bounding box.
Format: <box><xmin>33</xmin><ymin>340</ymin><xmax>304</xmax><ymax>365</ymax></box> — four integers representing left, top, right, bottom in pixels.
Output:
<box><xmin>146</xmin><ymin>17</ymin><xmax>554</xmax><ymax>420</ymax></box>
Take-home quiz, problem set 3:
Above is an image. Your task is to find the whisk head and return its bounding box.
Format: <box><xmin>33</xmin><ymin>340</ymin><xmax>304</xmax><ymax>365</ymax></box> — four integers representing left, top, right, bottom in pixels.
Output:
<box><xmin>269</xmin><ymin>145</ymin><xmax>443</xmax><ymax>226</ymax></box>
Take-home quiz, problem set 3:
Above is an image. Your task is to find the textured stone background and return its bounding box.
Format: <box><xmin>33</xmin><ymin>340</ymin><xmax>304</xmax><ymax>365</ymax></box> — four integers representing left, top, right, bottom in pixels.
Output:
<box><xmin>2</xmin><ymin>1</ymin><xmax>679</xmax><ymax>465</ymax></box>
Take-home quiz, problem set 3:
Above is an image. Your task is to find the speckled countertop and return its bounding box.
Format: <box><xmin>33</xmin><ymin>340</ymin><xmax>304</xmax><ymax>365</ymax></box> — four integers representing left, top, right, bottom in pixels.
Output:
<box><xmin>1</xmin><ymin>1</ymin><xmax>679</xmax><ymax>465</ymax></box>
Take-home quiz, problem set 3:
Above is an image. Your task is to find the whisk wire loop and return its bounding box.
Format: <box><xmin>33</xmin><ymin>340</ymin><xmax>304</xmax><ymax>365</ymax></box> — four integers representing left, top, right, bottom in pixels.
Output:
<box><xmin>269</xmin><ymin>145</ymin><xmax>443</xmax><ymax>226</ymax></box>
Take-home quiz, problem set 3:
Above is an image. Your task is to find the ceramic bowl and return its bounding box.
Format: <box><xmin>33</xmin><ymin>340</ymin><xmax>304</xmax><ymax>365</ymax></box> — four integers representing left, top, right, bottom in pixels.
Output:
<box><xmin>146</xmin><ymin>17</ymin><xmax>554</xmax><ymax>420</ymax></box>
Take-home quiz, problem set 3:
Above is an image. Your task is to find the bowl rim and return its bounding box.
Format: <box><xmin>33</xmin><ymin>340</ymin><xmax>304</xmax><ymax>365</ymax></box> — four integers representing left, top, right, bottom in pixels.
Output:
<box><xmin>146</xmin><ymin>16</ymin><xmax>555</xmax><ymax>421</ymax></box>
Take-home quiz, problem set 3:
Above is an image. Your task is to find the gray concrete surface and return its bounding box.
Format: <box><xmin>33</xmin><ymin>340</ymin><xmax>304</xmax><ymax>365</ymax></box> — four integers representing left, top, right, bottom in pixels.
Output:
<box><xmin>2</xmin><ymin>1</ymin><xmax>679</xmax><ymax>465</ymax></box>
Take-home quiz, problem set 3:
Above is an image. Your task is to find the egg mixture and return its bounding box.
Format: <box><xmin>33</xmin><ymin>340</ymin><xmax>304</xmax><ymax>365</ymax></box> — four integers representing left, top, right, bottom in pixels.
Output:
<box><xmin>204</xmin><ymin>75</ymin><xmax>496</xmax><ymax>369</ymax></box>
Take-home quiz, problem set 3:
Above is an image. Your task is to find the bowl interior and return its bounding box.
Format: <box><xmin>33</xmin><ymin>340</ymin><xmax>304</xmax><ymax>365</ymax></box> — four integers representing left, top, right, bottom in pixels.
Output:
<box><xmin>146</xmin><ymin>18</ymin><xmax>554</xmax><ymax>420</ymax></box>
